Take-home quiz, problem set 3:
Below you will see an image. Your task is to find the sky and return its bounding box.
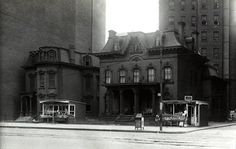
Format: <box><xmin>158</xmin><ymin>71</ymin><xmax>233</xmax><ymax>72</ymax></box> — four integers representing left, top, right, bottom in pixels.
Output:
<box><xmin>106</xmin><ymin>0</ymin><xmax>159</xmax><ymax>39</ymax></box>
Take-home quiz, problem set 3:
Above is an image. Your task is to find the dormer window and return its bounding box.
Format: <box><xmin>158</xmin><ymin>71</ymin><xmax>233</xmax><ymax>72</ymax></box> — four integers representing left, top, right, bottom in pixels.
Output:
<box><xmin>83</xmin><ymin>55</ymin><xmax>92</xmax><ymax>66</ymax></box>
<box><xmin>48</xmin><ymin>50</ymin><xmax>56</xmax><ymax>61</ymax></box>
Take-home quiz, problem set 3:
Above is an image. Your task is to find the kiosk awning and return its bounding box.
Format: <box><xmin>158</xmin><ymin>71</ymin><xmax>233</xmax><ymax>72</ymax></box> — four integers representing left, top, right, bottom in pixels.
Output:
<box><xmin>39</xmin><ymin>100</ymin><xmax>69</xmax><ymax>104</ymax></box>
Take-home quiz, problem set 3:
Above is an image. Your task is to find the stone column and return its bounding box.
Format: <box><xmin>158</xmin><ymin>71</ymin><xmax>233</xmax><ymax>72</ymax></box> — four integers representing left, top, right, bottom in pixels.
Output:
<box><xmin>133</xmin><ymin>89</ymin><xmax>139</xmax><ymax>114</ymax></box>
<box><xmin>119</xmin><ymin>90</ymin><xmax>123</xmax><ymax>114</ymax></box>
<box><xmin>29</xmin><ymin>97</ymin><xmax>32</xmax><ymax>116</ymax></box>
<box><xmin>25</xmin><ymin>97</ymin><xmax>28</xmax><ymax>116</ymax></box>
<box><xmin>20</xmin><ymin>97</ymin><xmax>23</xmax><ymax>116</ymax></box>
<box><xmin>109</xmin><ymin>90</ymin><xmax>114</xmax><ymax>115</ymax></box>
<box><xmin>151</xmin><ymin>89</ymin><xmax>156</xmax><ymax>115</ymax></box>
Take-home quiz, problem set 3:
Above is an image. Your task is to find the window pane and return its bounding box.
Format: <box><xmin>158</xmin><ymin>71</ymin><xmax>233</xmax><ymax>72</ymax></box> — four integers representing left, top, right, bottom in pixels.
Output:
<box><xmin>148</xmin><ymin>68</ymin><xmax>155</xmax><ymax>82</ymax></box>
<box><xmin>201</xmin><ymin>15</ymin><xmax>207</xmax><ymax>26</ymax></box>
<box><xmin>169</xmin><ymin>16</ymin><xmax>175</xmax><ymax>25</ymax></box>
<box><xmin>48</xmin><ymin>73</ymin><xmax>56</xmax><ymax>88</ymax></box>
<box><xmin>169</xmin><ymin>0</ymin><xmax>174</xmax><ymax>10</ymax></box>
<box><xmin>180</xmin><ymin>0</ymin><xmax>185</xmax><ymax>10</ymax></box>
<box><xmin>134</xmin><ymin>69</ymin><xmax>140</xmax><ymax>83</ymax></box>
<box><xmin>39</xmin><ymin>73</ymin><xmax>45</xmax><ymax>87</ymax></box>
<box><xmin>119</xmin><ymin>70</ymin><xmax>126</xmax><ymax>83</ymax></box>
<box><xmin>164</xmin><ymin>67</ymin><xmax>172</xmax><ymax>80</ymax></box>
<box><xmin>192</xmin><ymin>0</ymin><xmax>197</xmax><ymax>10</ymax></box>
<box><xmin>191</xmin><ymin>16</ymin><xmax>197</xmax><ymax>26</ymax></box>
<box><xmin>213</xmin><ymin>15</ymin><xmax>220</xmax><ymax>26</ymax></box>
<box><xmin>201</xmin><ymin>31</ymin><xmax>207</xmax><ymax>42</ymax></box>
<box><xmin>214</xmin><ymin>0</ymin><xmax>219</xmax><ymax>9</ymax></box>
<box><xmin>213</xmin><ymin>31</ymin><xmax>220</xmax><ymax>41</ymax></box>
<box><xmin>69</xmin><ymin>105</ymin><xmax>75</xmax><ymax>117</ymax></box>
<box><xmin>201</xmin><ymin>0</ymin><xmax>207</xmax><ymax>9</ymax></box>
<box><xmin>105</xmin><ymin>70</ymin><xmax>111</xmax><ymax>84</ymax></box>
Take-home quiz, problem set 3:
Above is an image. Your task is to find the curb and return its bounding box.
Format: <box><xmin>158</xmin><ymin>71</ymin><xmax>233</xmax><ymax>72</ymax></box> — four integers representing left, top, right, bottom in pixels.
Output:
<box><xmin>1</xmin><ymin>122</ymin><xmax>236</xmax><ymax>134</ymax></box>
<box><xmin>187</xmin><ymin>122</ymin><xmax>236</xmax><ymax>133</ymax></box>
<box><xmin>0</xmin><ymin>125</ymin><xmax>158</xmax><ymax>133</ymax></box>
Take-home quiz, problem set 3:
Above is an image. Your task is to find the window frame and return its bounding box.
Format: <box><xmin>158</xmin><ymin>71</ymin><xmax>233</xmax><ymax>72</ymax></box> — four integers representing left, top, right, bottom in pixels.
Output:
<box><xmin>164</xmin><ymin>67</ymin><xmax>173</xmax><ymax>81</ymax></box>
<box><xmin>214</xmin><ymin>0</ymin><xmax>220</xmax><ymax>9</ymax></box>
<box><xmin>147</xmin><ymin>68</ymin><xmax>155</xmax><ymax>82</ymax></box>
<box><xmin>119</xmin><ymin>69</ymin><xmax>126</xmax><ymax>83</ymax></box>
<box><xmin>201</xmin><ymin>31</ymin><xmax>208</xmax><ymax>42</ymax></box>
<box><xmin>169</xmin><ymin>0</ymin><xmax>175</xmax><ymax>10</ymax></box>
<box><xmin>213</xmin><ymin>48</ymin><xmax>219</xmax><ymax>59</ymax></box>
<box><xmin>213</xmin><ymin>31</ymin><xmax>220</xmax><ymax>41</ymax></box>
<box><xmin>133</xmin><ymin>69</ymin><xmax>140</xmax><ymax>83</ymax></box>
<box><xmin>201</xmin><ymin>15</ymin><xmax>208</xmax><ymax>26</ymax></box>
<box><xmin>180</xmin><ymin>0</ymin><xmax>185</xmax><ymax>10</ymax></box>
<box><xmin>105</xmin><ymin>70</ymin><xmax>111</xmax><ymax>84</ymax></box>
<box><xmin>191</xmin><ymin>16</ymin><xmax>197</xmax><ymax>27</ymax></box>
<box><xmin>69</xmin><ymin>104</ymin><xmax>76</xmax><ymax>117</ymax></box>
<box><xmin>39</xmin><ymin>72</ymin><xmax>45</xmax><ymax>88</ymax></box>
<box><xmin>191</xmin><ymin>0</ymin><xmax>197</xmax><ymax>10</ymax></box>
<box><xmin>168</xmin><ymin>16</ymin><xmax>175</xmax><ymax>25</ymax></box>
<box><xmin>48</xmin><ymin>72</ymin><xmax>56</xmax><ymax>89</ymax></box>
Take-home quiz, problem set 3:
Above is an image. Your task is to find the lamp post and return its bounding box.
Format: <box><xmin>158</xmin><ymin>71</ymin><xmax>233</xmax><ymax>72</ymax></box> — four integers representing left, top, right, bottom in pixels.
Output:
<box><xmin>159</xmin><ymin>35</ymin><xmax>164</xmax><ymax>132</ymax></box>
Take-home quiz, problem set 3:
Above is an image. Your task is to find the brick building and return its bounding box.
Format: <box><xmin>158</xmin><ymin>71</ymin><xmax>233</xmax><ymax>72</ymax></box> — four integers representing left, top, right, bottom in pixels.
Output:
<box><xmin>159</xmin><ymin>0</ymin><xmax>236</xmax><ymax>112</ymax></box>
<box><xmin>17</xmin><ymin>46</ymin><xmax>100</xmax><ymax>122</ymax></box>
<box><xmin>0</xmin><ymin>0</ymin><xmax>106</xmax><ymax>120</ymax></box>
<box><xmin>96</xmin><ymin>29</ymin><xmax>226</xmax><ymax>121</ymax></box>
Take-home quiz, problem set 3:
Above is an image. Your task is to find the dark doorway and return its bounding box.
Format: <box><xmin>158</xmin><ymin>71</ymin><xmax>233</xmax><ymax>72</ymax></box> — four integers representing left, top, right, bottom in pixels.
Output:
<box><xmin>140</xmin><ymin>89</ymin><xmax>152</xmax><ymax>115</ymax></box>
<box><xmin>122</xmin><ymin>89</ymin><xmax>134</xmax><ymax>115</ymax></box>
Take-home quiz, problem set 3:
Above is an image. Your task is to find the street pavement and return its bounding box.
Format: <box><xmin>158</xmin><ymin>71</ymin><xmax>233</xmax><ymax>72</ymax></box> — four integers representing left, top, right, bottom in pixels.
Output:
<box><xmin>1</xmin><ymin>124</ymin><xmax>236</xmax><ymax>149</ymax></box>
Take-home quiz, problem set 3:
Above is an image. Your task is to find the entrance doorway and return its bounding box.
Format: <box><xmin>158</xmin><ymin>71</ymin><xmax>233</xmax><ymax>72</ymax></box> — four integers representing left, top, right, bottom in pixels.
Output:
<box><xmin>122</xmin><ymin>89</ymin><xmax>134</xmax><ymax>115</ymax></box>
<box><xmin>140</xmin><ymin>89</ymin><xmax>152</xmax><ymax>115</ymax></box>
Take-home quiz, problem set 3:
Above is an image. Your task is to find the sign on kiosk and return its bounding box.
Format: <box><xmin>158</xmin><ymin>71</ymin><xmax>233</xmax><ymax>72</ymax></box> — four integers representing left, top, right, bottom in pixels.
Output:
<box><xmin>184</xmin><ymin>96</ymin><xmax>192</xmax><ymax>101</ymax></box>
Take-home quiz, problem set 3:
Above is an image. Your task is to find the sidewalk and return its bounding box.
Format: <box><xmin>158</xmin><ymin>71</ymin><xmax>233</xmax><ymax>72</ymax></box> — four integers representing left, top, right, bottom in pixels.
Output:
<box><xmin>0</xmin><ymin>121</ymin><xmax>236</xmax><ymax>134</ymax></box>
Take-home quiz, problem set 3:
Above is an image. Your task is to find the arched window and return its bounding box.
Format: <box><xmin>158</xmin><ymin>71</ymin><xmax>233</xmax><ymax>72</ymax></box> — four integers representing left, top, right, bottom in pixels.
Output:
<box><xmin>164</xmin><ymin>67</ymin><xmax>173</xmax><ymax>81</ymax></box>
<box><xmin>47</xmin><ymin>50</ymin><xmax>56</xmax><ymax>61</ymax></box>
<box><xmin>133</xmin><ymin>69</ymin><xmax>140</xmax><ymax>83</ymax></box>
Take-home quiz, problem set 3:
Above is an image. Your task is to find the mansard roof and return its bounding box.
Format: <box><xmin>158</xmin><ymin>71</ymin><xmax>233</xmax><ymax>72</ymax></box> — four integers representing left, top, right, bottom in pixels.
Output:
<box><xmin>99</xmin><ymin>29</ymin><xmax>183</xmax><ymax>55</ymax></box>
<box><xmin>23</xmin><ymin>46</ymin><xmax>99</xmax><ymax>70</ymax></box>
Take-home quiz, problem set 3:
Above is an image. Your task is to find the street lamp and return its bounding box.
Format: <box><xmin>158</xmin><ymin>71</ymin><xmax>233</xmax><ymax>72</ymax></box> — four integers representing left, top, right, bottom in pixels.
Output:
<box><xmin>159</xmin><ymin>34</ymin><xmax>164</xmax><ymax>132</ymax></box>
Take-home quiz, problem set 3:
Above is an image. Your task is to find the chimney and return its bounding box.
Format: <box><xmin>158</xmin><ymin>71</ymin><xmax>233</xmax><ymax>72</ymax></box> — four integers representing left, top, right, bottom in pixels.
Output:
<box><xmin>178</xmin><ymin>21</ymin><xmax>186</xmax><ymax>44</ymax></box>
<box><xmin>108</xmin><ymin>30</ymin><xmax>116</xmax><ymax>38</ymax></box>
<box><xmin>68</xmin><ymin>44</ymin><xmax>75</xmax><ymax>63</ymax></box>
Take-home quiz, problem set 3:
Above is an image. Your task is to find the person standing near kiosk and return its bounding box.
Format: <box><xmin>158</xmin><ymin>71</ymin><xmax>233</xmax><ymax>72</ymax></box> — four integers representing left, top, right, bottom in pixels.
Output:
<box><xmin>183</xmin><ymin>108</ymin><xmax>188</xmax><ymax>127</ymax></box>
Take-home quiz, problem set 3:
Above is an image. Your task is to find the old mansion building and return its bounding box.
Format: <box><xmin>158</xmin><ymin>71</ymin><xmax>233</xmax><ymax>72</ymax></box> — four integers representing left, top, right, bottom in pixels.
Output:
<box><xmin>96</xmin><ymin>28</ymin><xmax>226</xmax><ymax>121</ymax></box>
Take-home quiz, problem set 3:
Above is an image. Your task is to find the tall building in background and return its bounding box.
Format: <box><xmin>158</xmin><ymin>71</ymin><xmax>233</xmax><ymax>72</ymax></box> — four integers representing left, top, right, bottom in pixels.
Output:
<box><xmin>0</xmin><ymin>0</ymin><xmax>106</xmax><ymax>120</ymax></box>
<box><xmin>159</xmin><ymin>0</ymin><xmax>236</xmax><ymax>110</ymax></box>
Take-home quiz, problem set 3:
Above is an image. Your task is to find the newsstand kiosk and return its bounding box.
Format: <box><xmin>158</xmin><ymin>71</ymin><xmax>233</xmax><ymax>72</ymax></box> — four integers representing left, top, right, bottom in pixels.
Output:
<box><xmin>162</xmin><ymin>100</ymin><xmax>209</xmax><ymax>127</ymax></box>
